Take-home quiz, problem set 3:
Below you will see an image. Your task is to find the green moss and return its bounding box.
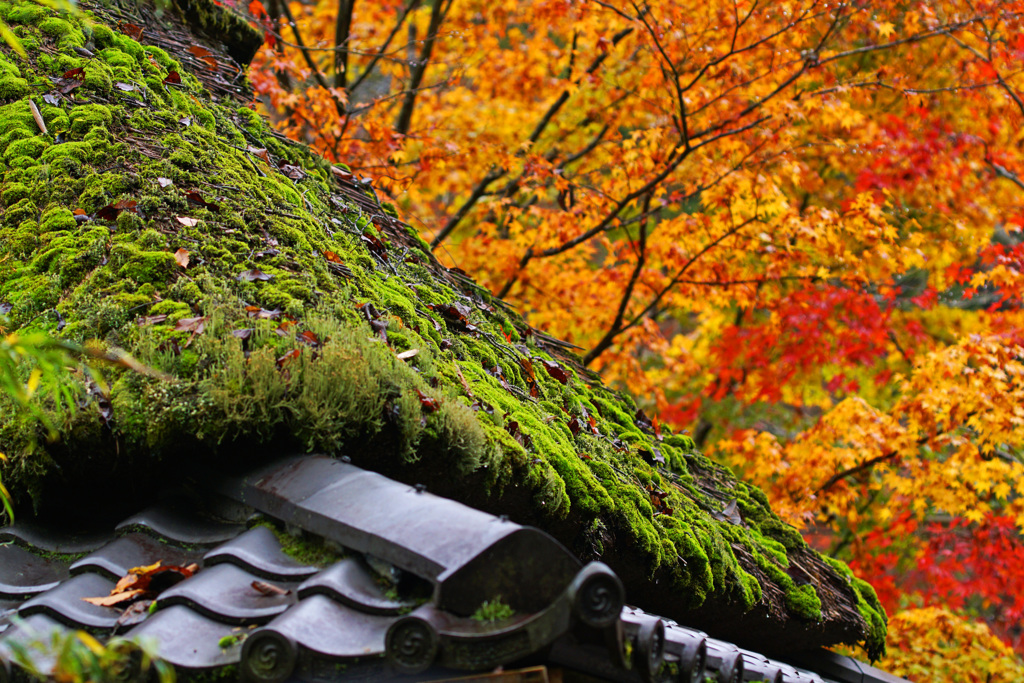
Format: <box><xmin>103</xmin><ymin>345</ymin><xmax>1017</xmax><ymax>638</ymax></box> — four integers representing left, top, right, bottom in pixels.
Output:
<box><xmin>39</xmin><ymin>207</ymin><xmax>76</xmax><ymax>233</ymax></box>
<box><xmin>785</xmin><ymin>583</ymin><xmax>822</xmax><ymax>620</ymax></box>
<box><xmin>41</xmin><ymin>141</ymin><xmax>92</xmax><ymax>163</ymax></box>
<box><xmin>4</xmin><ymin>2</ymin><xmax>44</xmax><ymax>23</ymax></box>
<box><xmin>0</xmin><ymin>0</ymin><xmax>886</xmax><ymax>657</ymax></box>
<box><xmin>471</xmin><ymin>596</ymin><xmax>515</xmax><ymax>622</ymax></box>
<box><xmin>0</xmin><ymin>75</ymin><xmax>30</xmax><ymax>100</ymax></box>
<box><xmin>248</xmin><ymin>518</ymin><xmax>343</xmax><ymax>567</ymax></box>
<box><xmin>1</xmin><ymin>181</ymin><xmax>30</xmax><ymax>204</ymax></box>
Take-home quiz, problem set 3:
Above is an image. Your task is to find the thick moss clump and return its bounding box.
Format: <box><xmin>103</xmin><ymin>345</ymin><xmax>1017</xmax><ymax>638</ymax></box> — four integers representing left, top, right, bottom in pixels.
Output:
<box><xmin>0</xmin><ymin>0</ymin><xmax>885</xmax><ymax>658</ymax></box>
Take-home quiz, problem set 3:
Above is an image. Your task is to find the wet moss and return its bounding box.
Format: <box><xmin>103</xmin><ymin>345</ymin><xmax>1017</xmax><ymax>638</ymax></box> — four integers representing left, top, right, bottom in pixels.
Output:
<box><xmin>0</xmin><ymin>0</ymin><xmax>885</xmax><ymax>658</ymax></box>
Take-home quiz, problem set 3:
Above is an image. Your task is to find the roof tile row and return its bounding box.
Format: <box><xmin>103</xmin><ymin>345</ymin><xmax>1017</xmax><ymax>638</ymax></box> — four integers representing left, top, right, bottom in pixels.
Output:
<box><xmin>0</xmin><ymin>456</ymin><xmax>903</xmax><ymax>683</ymax></box>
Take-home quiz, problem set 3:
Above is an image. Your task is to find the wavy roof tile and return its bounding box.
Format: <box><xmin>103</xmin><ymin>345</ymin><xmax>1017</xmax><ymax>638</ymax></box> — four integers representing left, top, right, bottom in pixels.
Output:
<box><xmin>0</xmin><ymin>457</ymin><xmax>904</xmax><ymax>683</ymax></box>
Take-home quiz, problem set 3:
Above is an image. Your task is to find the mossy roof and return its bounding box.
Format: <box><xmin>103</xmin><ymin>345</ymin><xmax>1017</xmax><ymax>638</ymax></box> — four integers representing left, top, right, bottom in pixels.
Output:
<box><xmin>0</xmin><ymin>0</ymin><xmax>886</xmax><ymax>658</ymax></box>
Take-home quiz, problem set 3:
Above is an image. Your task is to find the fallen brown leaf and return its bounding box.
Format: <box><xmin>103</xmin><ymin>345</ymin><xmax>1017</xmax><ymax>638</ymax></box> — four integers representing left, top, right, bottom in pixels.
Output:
<box><xmin>251</xmin><ymin>580</ymin><xmax>291</xmax><ymax>597</ymax></box>
<box><xmin>174</xmin><ymin>248</ymin><xmax>190</xmax><ymax>269</ymax></box>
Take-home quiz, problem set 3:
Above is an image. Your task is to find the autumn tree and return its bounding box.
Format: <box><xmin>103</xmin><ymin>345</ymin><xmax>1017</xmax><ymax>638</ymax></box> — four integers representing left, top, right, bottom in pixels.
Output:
<box><xmin>243</xmin><ymin>0</ymin><xmax>1024</xmax><ymax>667</ymax></box>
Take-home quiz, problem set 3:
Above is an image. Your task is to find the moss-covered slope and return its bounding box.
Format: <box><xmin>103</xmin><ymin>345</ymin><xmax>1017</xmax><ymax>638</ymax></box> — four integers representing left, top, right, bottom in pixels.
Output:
<box><xmin>0</xmin><ymin>0</ymin><xmax>886</xmax><ymax>658</ymax></box>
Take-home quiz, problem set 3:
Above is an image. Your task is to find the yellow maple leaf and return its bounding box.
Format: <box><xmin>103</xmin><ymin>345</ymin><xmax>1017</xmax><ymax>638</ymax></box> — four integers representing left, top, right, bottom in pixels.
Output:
<box><xmin>877</xmin><ymin>21</ymin><xmax>896</xmax><ymax>39</ymax></box>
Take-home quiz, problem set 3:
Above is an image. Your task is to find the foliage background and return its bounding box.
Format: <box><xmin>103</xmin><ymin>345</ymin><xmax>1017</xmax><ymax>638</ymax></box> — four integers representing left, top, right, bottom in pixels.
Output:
<box><xmin>239</xmin><ymin>0</ymin><xmax>1024</xmax><ymax>676</ymax></box>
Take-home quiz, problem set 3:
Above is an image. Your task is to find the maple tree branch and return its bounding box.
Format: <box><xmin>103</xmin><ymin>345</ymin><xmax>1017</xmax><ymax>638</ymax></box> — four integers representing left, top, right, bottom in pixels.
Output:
<box><xmin>988</xmin><ymin>159</ymin><xmax>1024</xmax><ymax>192</ymax></box>
<box><xmin>584</xmin><ymin>193</ymin><xmax>652</xmax><ymax>365</ymax></box>
<box><xmin>632</xmin><ymin>1</ymin><xmax>689</xmax><ymax>146</ymax></box>
<box><xmin>525</xmin><ymin>27</ymin><xmax>634</xmax><ymax>145</ymax></box>
<box><xmin>395</xmin><ymin>0</ymin><xmax>452</xmax><ymax>135</ymax></box>
<box><xmin>429</xmin><ymin>167</ymin><xmax>507</xmax><ymax>248</ymax></box>
<box><xmin>944</xmin><ymin>30</ymin><xmax>1024</xmax><ymax>119</ymax></box>
<box><xmin>815</xmin><ymin>450</ymin><xmax>901</xmax><ymax>495</ymax></box>
<box><xmin>333</xmin><ymin>0</ymin><xmax>355</xmax><ymax>91</ymax></box>
<box><xmin>279</xmin><ymin>1</ymin><xmax>335</xmax><ymax>98</ymax></box>
<box><xmin>430</xmin><ymin>28</ymin><xmax>633</xmax><ymax>249</ymax></box>
<box><xmin>616</xmin><ymin>214</ymin><xmax>760</xmax><ymax>339</ymax></box>
<box><xmin>816</xmin><ymin>19</ymin><xmax>982</xmax><ymax>66</ymax></box>
<box><xmin>347</xmin><ymin>0</ymin><xmax>420</xmax><ymax>94</ymax></box>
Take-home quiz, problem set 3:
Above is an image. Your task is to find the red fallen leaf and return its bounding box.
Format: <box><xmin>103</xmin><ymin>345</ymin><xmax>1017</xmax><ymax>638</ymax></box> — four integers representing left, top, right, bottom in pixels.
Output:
<box><xmin>237</xmin><ymin>269</ymin><xmax>273</xmax><ymax>282</ymax></box>
<box><xmin>324</xmin><ymin>250</ymin><xmax>344</xmax><ymax>264</ymax></box>
<box><xmin>62</xmin><ymin>67</ymin><xmax>85</xmax><ymax>80</ymax></box>
<box><xmin>506</xmin><ymin>420</ymin><xmax>533</xmax><ymax>449</ymax></box>
<box><xmin>568</xmin><ymin>417</ymin><xmax>582</xmax><ymax>436</ymax></box>
<box><xmin>137</xmin><ymin>314</ymin><xmax>168</xmax><ymax>326</ymax></box>
<box><xmin>95</xmin><ymin>199</ymin><xmax>138</xmax><ymax>221</ymax></box>
<box><xmin>578</xmin><ymin>452</ymin><xmax>592</xmax><ymax>460</ymax></box>
<box><xmin>434</xmin><ymin>302</ymin><xmax>472</xmax><ymax>324</ymax></box>
<box><xmin>119</xmin><ymin>21</ymin><xmax>144</xmax><ymax>41</ymax></box>
<box><xmin>176</xmin><ymin>216</ymin><xmax>199</xmax><ymax>227</ymax></box>
<box><xmin>174</xmin><ymin>316</ymin><xmax>207</xmax><ymax>333</ymax></box>
<box><xmin>519</xmin><ymin>358</ymin><xmax>536</xmax><ymax>382</ymax></box>
<box><xmin>174</xmin><ymin>248</ymin><xmax>190</xmax><ymax>269</ymax></box>
<box><xmin>360</xmin><ymin>232</ymin><xmax>389</xmax><ymax>262</ymax></box>
<box><xmin>540</xmin><ymin>360</ymin><xmax>569</xmax><ymax>385</ymax></box>
<box><xmin>248</xmin><ymin>146</ymin><xmax>272</xmax><ymax>164</ymax></box>
<box><xmin>652</xmin><ymin>415</ymin><xmax>663</xmax><ymax>441</ymax></box>
<box><xmin>587</xmin><ymin>414</ymin><xmax>600</xmax><ymax>435</ymax></box>
<box><xmin>276</xmin><ymin>349</ymin><xmax>301</xmax><ymax>367</ymax></box>
<box><xmin>251</xmin><ymin>580</ymin><xmax>291</xmax><ymax>597</ymax></box>
<box><xmin>297</xmin><ymin>329</ymin><xmax>320</xmax><ymax>346</ymax></box>
<box><xmin>416</xmin><ymin>389</ymin><xmax>439</xmax><ymax>413</ymax></box>
<box><xmin>185</xmin><ymin>192</ymin><xmax>220</xmax><ymax>211</ymax></box>
<box><xmin>232</xmin><ymin>328</ymin><xmax>253</xmax><ymax>340</ymax></box>
<box><xmin>114</xmin><ymin>573</ymin><xmax>143</xmax><ymax>593</ymax></box>
<box><xmin>164</xmin><ymin>71</ymin><xmax>182</xmax><ymax>86</ymax></box>
<box><xmin>187</xmin><ymin>45</ymin><xmax>218</xmax><ymax>69</ymax></box>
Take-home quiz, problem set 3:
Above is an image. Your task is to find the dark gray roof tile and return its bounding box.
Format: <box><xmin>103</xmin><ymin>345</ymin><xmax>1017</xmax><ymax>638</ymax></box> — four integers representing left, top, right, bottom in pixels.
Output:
<box><xmin>222</xmin><ymin>456</ymin><xmax>581</xmax><ymax>616</ymax></box>
<box><xmin>125</xmin><ymin>604</ymin><xmax>248</xmax><ymax>670</ymax></box>
<box><xmin>17</xmin><ymin>573</ymin><xmax>120</xmax><ymax>630</ymax></box>
<box><xmin>0</xmin><ymin>544</ymin><xmax>68</xmax><ymax>599</ymax></box>
<box><xmin>253</xmin><ymin>594</ymin><xmax>391</xmax><ymax>659</ymax></box>
<box><xmin>0</xmin><ymin>522</ymin><xmax>112</xmax><ymax>555</ymax></box>
<box><xmin>115</xmin><ymin>499</ymin><xmax>246</xmax><ymax>546</ymax></box>
<box><xmin>0</xmin><ymin>613</ymin><xmax>69</xmax><ymax>676</ymax></box>
<box><xmin>297</xmin><ymin>557</ymin><xmax>417</xmax><ymax>616</ymax></box>
<box><xmin>739</xmin><ymin>648</ymin><xmax>784</xmax><ymax>683</ymax></box>
<box><xmin>69</xmin><ymin>532</ymin><xmax>205</xmax><ymax>580</ymax></box>
<box><xmin>156</xmin><ymin>563</ymin><xmax>298</xmax><ymax>624</ymax></box>
<box><xmin>203</xmin><ymin>526</ymin><xmax>319</xmax><ymax>581</ymax></box>
<box><xmin>704</xmin><ymin>639</ymin><xmax>745</xmax><ymax>683</ymax></box>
